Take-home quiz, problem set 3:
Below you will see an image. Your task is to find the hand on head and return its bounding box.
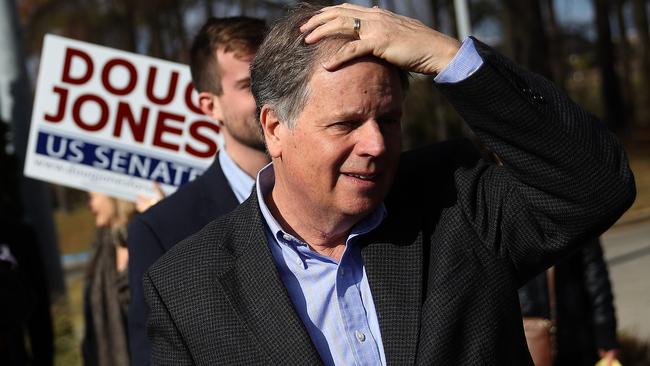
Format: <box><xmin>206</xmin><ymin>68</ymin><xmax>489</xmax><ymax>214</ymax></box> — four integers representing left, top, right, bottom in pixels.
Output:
<box><xmin>300</xmin><ymin>3</ymin><xmax>460</xmax><ymax>75</ymax></box>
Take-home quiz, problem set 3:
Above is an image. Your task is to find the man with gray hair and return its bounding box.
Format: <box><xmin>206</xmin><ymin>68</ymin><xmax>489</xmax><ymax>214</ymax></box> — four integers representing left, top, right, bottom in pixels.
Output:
<box><xmin>143</xmin><ymin>3</ymin><xmax>635</xmax><ymax>365</ymax></box>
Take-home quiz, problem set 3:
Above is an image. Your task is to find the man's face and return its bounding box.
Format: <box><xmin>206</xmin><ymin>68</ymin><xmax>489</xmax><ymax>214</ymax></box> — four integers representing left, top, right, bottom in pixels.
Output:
<box><xmin>273</xmin><ymin>59</ymin><xmax>403</xmax><ymax>221</ymax></box>
<box><xmin>213</xmin><ymin>49</ymin><xmax>265</xmax><ymax>151</ymax></box>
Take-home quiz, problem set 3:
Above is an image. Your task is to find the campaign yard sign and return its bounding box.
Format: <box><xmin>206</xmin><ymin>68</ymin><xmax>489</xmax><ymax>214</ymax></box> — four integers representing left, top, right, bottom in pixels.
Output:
<box><xmin>24</xmin><ymin>34</ymin><xmax>223</xmax><ymax>201</ymax></box>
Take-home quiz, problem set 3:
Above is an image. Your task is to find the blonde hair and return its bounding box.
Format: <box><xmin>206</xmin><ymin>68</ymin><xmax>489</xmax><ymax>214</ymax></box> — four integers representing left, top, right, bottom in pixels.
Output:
<box><xmin>107</xmin><ymin>197</ymin><xmax>136</xmax><ymax>246</ymax></box>
<box><xmin>112</xmin><ymin>199</ymin><xmax>136</xmax><ymax>229</ymax></box>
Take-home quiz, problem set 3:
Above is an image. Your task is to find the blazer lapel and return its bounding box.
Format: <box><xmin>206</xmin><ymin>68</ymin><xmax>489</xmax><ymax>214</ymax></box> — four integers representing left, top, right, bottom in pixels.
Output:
<box><xmin>200</xmin><ymin>156</ymin><xmax>239</xmax><ymax>219</ymax></box>
<box><xmin>217</xmin><ymin>195</ymin><xmax>322</xmax><ymax>365</ymax></box>
<box><xmin>361</xmin><ymin>219</ymin><xmax>424</xmax><ymax>365</ymax></box>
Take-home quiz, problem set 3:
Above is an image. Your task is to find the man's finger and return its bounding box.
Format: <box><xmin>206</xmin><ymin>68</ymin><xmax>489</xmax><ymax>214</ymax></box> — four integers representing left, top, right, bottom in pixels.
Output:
<box><xmin>300</xmin><ymin>11</ymin><xmax>338</xmax><ymax>33</ymax></box>
<box><xmin>301</xmin><ymin>7</ymin><xmax>364</xmax><ymax>33</ymax></box>
<box><xmin>322</xmin><ymin>40</ymin><xmax>375</xmax><ymax>70</ymax></box>
<box><xmin>304</xmin><ymin>16</ymin><xmax>359</xmax><ymax>44</ymax></box>
<box><xmin>324</xmin><ymin>3</ymin><xmax>376</xmax><ymax>12</ymax></box>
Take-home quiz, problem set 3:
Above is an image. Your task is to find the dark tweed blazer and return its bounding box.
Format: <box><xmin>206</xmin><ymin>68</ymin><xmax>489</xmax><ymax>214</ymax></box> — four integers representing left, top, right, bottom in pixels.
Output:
<box><xmin>127</xmin><ymin>157</ymin><xmax>239</xmax><ymax>366</ymax></box>
<box><xmin>143</xmin><ymin>39</ymin><xmax>635</xmax><ymax>365</ymax></box>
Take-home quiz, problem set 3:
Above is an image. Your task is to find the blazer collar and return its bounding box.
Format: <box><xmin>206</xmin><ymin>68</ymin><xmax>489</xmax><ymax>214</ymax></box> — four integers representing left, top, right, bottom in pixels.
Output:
<box><xmin>217</xmin><ymin>193</ymin><xmax>323</xmax><ymax>365</ymax></box>
<box><xmin>198</xmin><ymin>156</ymin><xmax>240</xmax><ymax>218</ymax></box>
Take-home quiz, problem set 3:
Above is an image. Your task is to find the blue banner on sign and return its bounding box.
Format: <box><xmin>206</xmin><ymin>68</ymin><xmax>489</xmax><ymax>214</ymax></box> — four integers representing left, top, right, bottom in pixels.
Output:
<box><xmin>35</xmin><ymin>131</ymin><xmax>203</xmax><ymax>187</ymax></box>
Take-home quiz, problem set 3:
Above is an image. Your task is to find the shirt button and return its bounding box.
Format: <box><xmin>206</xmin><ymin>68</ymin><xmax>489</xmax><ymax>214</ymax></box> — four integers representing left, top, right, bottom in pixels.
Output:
<box><xmin>355</xmin><ymin>330</ymin><xmax>366</xmax><ymax>342</ymax></box>
<box><xmin>340</xmin><ymin>267</ymin><xmax>345</xmax><ymax>276</ymax></box>
<box><xmin>282</xmin><ymin>233</ymin><xmax>292</xmax><ymax>242</ymax></box>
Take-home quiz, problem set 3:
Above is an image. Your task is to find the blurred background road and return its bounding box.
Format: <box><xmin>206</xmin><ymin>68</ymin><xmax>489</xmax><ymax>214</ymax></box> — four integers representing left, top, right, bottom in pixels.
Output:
<box><xmin>603</xmin><ymin>218</ymin><xmax>650</xmax><ymax>343</ymax></box>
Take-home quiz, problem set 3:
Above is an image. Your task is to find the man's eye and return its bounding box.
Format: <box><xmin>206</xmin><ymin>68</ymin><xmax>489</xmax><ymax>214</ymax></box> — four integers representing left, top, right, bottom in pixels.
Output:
<box><xmin>331</xmin><ymin>121</ymin><xmax>358</xmax><ymax>130</ymax></box>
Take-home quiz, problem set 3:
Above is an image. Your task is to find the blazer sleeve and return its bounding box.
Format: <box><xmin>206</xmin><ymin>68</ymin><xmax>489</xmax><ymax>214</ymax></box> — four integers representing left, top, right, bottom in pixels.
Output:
<box><xmin>127</xmin><ymin>215</ymin><xmax>165</xmax><ymax>366</ymax></box>
<box><xmin>435</xmin><ymin>38</ymin><xmax>636</xmax><ymax>284</ymax></box>
<box><xmin>143</xmin><ymin>270</ymin><xmax>194</xmax><ymax>365</ymax></box>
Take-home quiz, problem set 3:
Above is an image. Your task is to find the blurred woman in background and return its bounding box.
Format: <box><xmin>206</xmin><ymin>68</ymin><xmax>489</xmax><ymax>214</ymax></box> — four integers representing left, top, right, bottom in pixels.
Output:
<box><xmin>82</xmin><ymin>192</ymin><xmax>136</xmax><ymax>366</ymax></box>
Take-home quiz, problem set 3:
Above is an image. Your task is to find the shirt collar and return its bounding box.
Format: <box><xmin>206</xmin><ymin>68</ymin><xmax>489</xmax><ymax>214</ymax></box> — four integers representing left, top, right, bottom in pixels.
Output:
<box><xmin>219</xmin><ymin>147</ymin><xmax>255</xmax><ymax>203</ymax></box>
<box><xmin>255</xmin><ymin>163</ymin><xmax>386</xmax><ymax>247</ymax></box>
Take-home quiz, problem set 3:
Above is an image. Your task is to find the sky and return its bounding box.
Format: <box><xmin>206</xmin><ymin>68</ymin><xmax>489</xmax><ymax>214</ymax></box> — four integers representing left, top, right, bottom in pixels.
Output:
<box><xmin>554</xmin><ymin>0</ymin><xmax>594</xmax><ymax>25</ymax></box>
<box><xmin>344</xmin><ymin>0</ymin><xmax>630</xmax><ymax>44</ymax></box>
<box><xmin>471</xmin><ymin>0</ymin><xmax>597</xmax><ymax>43</ymax></box>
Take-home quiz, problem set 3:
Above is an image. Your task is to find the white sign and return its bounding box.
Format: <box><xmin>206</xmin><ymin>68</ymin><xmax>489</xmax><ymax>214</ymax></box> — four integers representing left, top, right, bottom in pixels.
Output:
<box><xmin>24</xmin><ymin>34</ymin><xmax>223</xmax><ymax>201</ymax></box>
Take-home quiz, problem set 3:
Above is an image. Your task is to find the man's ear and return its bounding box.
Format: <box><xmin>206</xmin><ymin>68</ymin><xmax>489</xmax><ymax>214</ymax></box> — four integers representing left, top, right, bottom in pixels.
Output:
<box><xmin>260</xmin><ymin>105</ymin><xmax>284</xmax><ymax>158</ymax></box>
<box><xmin>198</xmin><ymin>91</ymin><xmax>223</xmax><ymax>121</ymax></box>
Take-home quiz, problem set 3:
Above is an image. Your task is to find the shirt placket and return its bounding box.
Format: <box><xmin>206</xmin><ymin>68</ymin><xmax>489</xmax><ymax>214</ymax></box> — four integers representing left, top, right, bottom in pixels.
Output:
<box><xmin>336</xmin><ymin>245</ymin><xmax>383</xmax><ymax>366</ymax></box>
<box><xmin>280</xmin><ymin>232</ymin><xmax>356</xmax><ymax>365</ymax></box>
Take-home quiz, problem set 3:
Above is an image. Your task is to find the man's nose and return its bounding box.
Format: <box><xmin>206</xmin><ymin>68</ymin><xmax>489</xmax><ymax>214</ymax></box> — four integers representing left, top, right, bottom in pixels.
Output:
<box><xmin>356</xmin><ymin>120</ymin><xmax>386</xmax><ymax>157</ymax></box>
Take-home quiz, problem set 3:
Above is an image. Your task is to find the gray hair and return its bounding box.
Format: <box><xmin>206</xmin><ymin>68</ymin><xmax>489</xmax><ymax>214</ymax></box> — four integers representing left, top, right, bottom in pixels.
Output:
<box><xmin>251</xmin><ymin>2</ymin><xmax>408</xmax><ymax>129</ymax></box>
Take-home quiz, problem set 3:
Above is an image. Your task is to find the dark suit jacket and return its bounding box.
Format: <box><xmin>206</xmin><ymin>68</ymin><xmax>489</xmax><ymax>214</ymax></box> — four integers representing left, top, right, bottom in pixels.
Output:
<box><xmin>127</xmin><ymin>157</ymin><xmax>239</xmax><ymax>366</ymax></box>
<box><xmin>143</xmin><ymin>39</ymin><xmax>635</xmax><ymax>365</ymax></box>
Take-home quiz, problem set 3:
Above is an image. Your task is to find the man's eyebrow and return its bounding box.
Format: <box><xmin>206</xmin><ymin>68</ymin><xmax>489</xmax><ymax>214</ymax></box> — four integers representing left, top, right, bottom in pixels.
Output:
<box><xmin>327</xmin><ymin>108</ymin><xmax>402</xmax><ymax>122</ymax></box>
<box><xmin>328</xmin><ymin>111</ymin><xmax>363</xmax><ymax>121</ymax></box>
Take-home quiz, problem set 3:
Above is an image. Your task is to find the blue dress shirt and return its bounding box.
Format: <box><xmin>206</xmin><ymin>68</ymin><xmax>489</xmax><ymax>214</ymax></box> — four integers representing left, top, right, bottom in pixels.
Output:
<box><xmin>257</xmin><ymin>165</ymin><xmax>387</xmax><ymax>366</ymax></box>
<box><xmin>435</xmin><ymin>37</ymin><xmax>483</xmax><ymax>83</ymax></box>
